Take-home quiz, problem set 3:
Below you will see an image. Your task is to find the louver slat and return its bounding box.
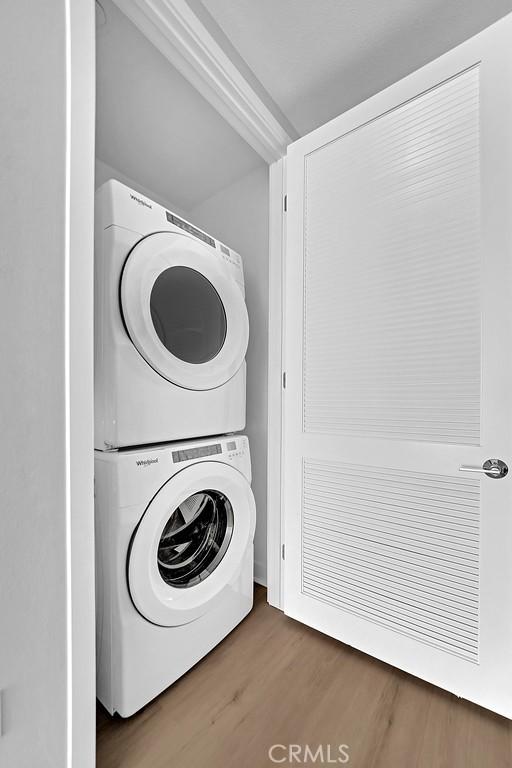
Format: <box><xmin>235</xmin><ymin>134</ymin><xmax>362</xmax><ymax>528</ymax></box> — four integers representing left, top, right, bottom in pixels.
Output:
<box><xmin>303</xmin><ymin>66</ymin><xmax>481</xmax><ymax>444</ymax></box>
<box><xmin>302</xmin><ymin>460</ymin><xmax>480</xmax><ymax>661</ymax></box>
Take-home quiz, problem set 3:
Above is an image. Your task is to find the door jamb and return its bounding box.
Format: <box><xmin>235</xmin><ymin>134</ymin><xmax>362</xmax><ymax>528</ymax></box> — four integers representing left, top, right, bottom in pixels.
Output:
<box><xmin>66</xmin><ymin>0</ymin><xmax>96</xmax><ymax>764</ymax></box>
<box><xmin>267</xmin><ymin>157</ymin><xmax>286</xmax><ymax>609</ymax></box>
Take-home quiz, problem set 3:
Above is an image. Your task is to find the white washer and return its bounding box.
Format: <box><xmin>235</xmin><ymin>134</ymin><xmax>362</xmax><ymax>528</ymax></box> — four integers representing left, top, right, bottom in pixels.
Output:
<box><xmin>95</xmin><ymin>179</ymin><xmax>249</xmax><ymax>450</ymax></box>
<box><xmin>95</xmin><ymin>434</ymin><xmax>256</xmax><ymax>717</ymax></box>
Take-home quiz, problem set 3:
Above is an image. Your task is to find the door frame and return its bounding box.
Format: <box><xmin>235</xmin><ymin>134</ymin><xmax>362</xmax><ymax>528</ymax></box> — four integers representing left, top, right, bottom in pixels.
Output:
<box><xmin>266</xmin><ymin>157</ymin><xmax>286</xmax><ymax>608</ymax></box>
<box><xmin>66</xmin><ymin>0</ymin><xmax>96</xmax><ymax>764</ymax></box>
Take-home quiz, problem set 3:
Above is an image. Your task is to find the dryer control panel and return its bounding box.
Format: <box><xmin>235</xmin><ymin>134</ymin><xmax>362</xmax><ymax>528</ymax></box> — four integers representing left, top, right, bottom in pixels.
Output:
<box><xmin>165</xmin><ymin>211</ymin><xmax>216</xmax><ymax>248</ymax></box>
<box><xmin>97</xmin><ymin>178</ymin><xmax>245</xmax><ymax>285</ymax></box>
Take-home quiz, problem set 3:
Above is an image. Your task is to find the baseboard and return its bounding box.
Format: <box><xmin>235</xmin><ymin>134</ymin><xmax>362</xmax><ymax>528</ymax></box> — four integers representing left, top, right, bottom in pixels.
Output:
<box><xmin>254</xmin><ymin>559</ymin><xmax>267</xmax><ymax>587</ymax></box>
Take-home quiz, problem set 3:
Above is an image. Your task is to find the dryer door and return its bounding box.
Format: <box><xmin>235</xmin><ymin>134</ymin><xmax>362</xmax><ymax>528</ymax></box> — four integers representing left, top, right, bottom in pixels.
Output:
<box><xmin>120</xmin><ymin>231</ymin><xmax>248</xmax><ymax>390</ymax></box>
<box><xmin>128</xmin><ymin>461</ymin><xmax>256</xmax><ymax>626</ymax></box>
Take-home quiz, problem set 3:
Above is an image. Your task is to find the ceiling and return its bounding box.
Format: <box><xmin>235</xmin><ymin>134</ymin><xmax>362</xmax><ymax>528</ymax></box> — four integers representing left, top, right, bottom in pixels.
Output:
<box><xmin>97</xmin><ymin>0</ymin><xmax>512</xmax><ymax>206</ymax></box>
<box><xmin>96</xmin><ymin>0</ymin><xmax>263</xmax><ymax>211</ymax></box>
<box><xmin>200</xmin><ymin>0</ymin><xmax>512</xmax><ymax>135</ymax></box>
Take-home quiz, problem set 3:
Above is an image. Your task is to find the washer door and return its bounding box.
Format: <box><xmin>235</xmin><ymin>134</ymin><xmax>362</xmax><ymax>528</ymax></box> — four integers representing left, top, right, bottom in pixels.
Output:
<box><xmin>128</xmin><ymin>462</ymin><xmax>256</xmax><ymax>626</ymax></box>
<box><xmin>120</xmin><ymin>232</ymin><xmax>248</xmax><ymax>390</ymax></box>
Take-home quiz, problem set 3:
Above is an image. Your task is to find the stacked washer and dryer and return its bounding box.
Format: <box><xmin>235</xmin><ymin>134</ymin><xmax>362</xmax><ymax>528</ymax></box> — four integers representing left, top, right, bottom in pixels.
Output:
<box><xmin>94</xmin><ymin>180</ymin><xmax>256</xmax><ymax>717</ymax></box>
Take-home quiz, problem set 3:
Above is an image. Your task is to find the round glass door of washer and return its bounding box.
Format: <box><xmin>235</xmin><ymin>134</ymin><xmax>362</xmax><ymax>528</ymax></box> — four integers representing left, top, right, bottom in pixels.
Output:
<box><xmin>127</xmin><ymin>460</ymin><xmax>256</xmax><ymax>627</ymax></box>
<box><xmin>157</xmin><ymin>489</ymin><xmax>234</xmax><ymax>588</ymax></box>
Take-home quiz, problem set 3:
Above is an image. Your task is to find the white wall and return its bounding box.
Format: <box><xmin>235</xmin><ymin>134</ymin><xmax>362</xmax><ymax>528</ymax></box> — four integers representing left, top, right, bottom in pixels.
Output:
<box><xmin>95</xmin><ymin>158</ymin><xmax>188</xmax><ymax>217</ymax></box>
<box><xmin>190</xmin><ymin>165</ymin><xmax>270</xmax><ymax>584</ymax></box>
<box><xmin>96</xmin><ymin>0</ymin><xmax>262</xmax><ymax>210</ymax></box>
<box><xmin>0</xmin><ymin>2</ymin><xmax>95</xmax><ymax>767</ymax></box>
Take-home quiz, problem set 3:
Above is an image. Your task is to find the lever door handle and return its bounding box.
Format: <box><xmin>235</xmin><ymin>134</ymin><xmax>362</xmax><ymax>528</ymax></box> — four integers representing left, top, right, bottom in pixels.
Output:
<box><xmin>459</xmin><ymin>459</ymin><xmax>508</xmax><ymax>479</ymax></box>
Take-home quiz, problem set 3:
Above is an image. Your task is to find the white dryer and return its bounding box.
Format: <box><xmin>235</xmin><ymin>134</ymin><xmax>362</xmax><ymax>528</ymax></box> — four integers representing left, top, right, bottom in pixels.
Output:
<box><xmin>95</xmin><ymin>434</ymin><xmax>255</xmax><ymax>717</ymax></box>
<box><xmin>95</xmin><ymin>179</ymin><xmax>249</xmax><ymax>450</ymax></box>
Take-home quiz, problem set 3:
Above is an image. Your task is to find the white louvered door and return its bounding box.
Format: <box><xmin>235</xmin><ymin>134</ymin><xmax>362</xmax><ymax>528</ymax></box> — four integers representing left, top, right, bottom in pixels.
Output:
<box><xmin>283</xmin><ymin>14</ymin><xmax>512</xmax><ymax>717</ymax></box>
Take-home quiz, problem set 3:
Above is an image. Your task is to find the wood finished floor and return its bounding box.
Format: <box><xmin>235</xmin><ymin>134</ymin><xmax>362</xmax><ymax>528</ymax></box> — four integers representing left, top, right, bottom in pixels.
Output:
<box><xmin>97</xmin><ymin>586</ymin><xmax>512</xmax><ymax>768</ymax></box>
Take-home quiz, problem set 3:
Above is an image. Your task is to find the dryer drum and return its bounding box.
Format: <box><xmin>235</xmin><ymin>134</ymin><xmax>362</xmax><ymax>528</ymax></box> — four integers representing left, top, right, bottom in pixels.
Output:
<box><xmin>157</xmin><ymin>490</ymin><xmax>234</xmax><ymax>588</ymax></box>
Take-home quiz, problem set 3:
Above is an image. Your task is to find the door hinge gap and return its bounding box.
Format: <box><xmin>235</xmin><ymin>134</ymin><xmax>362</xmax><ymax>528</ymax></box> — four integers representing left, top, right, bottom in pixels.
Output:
<box><xmin>284</xmin><ymin>194</ymin><xmax>287</xmax><ymax>212</ymax></box>
<box><xmin>282</xmin><ymin>544</ymin><xmax>285</xmax><ymax>560</ymax></box>
<box><xmin>283</xmin><ymin>371</ymin><xmax>286</xmax><ymax>389</ymax></box>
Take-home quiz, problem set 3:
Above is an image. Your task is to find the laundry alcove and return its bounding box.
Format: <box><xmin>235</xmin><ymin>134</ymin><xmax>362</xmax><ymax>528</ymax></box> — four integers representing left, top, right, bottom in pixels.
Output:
<box><xmin>95</xmin><ymin>0</ymin><xmax>285</xmax><ymax>590</ymax></box>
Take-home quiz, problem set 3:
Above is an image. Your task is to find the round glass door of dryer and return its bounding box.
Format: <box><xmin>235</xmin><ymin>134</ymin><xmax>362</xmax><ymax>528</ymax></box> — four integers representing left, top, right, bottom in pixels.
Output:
<box><xmin>150</xmin><ymin>267</ymin><xmax>227</xmax><ymax>365</ymax></box>
<box><xmin>157</xmin><ymin>490</ymin><xmax>234</xmax><ymax>588</ymax></box>
<box><xmin>120</xmin><ymin>232</ymin><xmax>248</xmax><ymax>390</ymax></box>
<box><xmin>128</xmin><ymin>461</ymin><xmax>256</xmax><ymax>627</ymax></box>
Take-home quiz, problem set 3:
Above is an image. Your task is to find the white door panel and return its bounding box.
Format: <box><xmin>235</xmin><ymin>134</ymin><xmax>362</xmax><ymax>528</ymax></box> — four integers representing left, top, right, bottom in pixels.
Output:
<box><xmin>283</xmin><ymin>14</ymin><xmax>512</xmax><ymax>716</ymax></box>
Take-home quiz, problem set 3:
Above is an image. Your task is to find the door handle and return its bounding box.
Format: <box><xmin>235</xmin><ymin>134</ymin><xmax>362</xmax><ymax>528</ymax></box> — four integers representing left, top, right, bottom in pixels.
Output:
<box><xmin>459</xmin><ymin>459</ymin><xmax>508</xmax><ymax>479</ymax></box>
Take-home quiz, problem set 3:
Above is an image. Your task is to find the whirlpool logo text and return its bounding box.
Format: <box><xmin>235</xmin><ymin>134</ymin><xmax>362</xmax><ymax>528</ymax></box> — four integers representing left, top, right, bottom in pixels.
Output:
<box><xmin>130</xmin><ymin>193</ymin><xmax>152</xmax><ymax>209</ymax></box>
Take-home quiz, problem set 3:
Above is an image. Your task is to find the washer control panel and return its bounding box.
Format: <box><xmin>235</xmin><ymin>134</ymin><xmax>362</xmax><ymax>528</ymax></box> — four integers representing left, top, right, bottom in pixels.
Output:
<box><xmin>226</xmin><ymin>439</ymin><xmax>245</xmax><ymax>458</ymax></box>
<box><xmin>115</xmin><ymin>434</ymin><xmax>251</xmax><ymax>498</ymax></box>
<box><xmin>172</xmin><ymin>443</ymin><xmax>221</xmax><ymax>463</ymax></box>
<box><xmin>170</xmin><ymin>436</ymin><xmax>247</xmax><ymax>465</ymax></box>
<box><xmin>172</xmin><ymin>438</ymin><xmax>245</xmax><ymax>464</ymax></box>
